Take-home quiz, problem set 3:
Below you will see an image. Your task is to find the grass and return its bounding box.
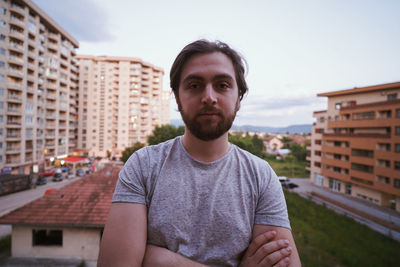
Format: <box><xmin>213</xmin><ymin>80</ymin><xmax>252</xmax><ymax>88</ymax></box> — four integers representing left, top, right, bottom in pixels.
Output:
<box><xmin>265</xmin><ymin>156</ymin><xmax>309</xmax><ymax>178</ymax></box>
<box><xmin>285</xmin><ymin>191</ymin><xmax>400</xmax><ymax>267</ymax></box>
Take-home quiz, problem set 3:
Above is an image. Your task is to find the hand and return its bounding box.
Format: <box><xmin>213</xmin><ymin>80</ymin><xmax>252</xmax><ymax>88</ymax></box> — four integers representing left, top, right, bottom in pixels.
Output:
<box><xmin>239</xmin><ymin>231</ymin><xmax>292</xmax><ymax>267</ymax></box>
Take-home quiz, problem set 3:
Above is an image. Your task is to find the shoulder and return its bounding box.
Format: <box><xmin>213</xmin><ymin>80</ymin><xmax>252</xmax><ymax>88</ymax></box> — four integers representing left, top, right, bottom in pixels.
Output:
<box><xmin>126</xmin><ymin>136</ymin><xmax>181</xmax><ymax>165</ymax></box>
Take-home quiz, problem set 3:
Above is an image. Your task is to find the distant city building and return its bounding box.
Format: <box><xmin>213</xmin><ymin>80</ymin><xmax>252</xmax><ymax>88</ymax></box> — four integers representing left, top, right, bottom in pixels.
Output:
<box><xmin>0</xmin><ymin>0</ymin><xmax>79</xmax><ymax>174</ymax></box>
<box><xmin>307</xmin><ymin>81</ymin><xmax>400</xmax><ymax>212</ymax></box>
<box><xmin>75</xmin><ymin>55</ymin><xmax>169</xmax><ymax>158</ymax></box>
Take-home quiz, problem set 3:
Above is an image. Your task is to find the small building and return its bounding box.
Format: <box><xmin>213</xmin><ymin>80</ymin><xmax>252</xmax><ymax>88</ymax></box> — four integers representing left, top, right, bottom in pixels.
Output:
<box><xmin>0</xmin><ymin>167</ymin><xmax>119</xmax><ymax>264</ymax></box>
<box><xmin>263</xmin><ymin>136</ymin><xmax>284</xmax><ymax>152</ymax></box>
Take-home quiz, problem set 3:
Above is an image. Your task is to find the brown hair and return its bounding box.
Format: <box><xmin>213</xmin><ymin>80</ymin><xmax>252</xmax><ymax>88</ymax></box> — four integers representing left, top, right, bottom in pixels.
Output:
<box><xmin>170</xmin><ymin>39</ymin><xmax>248</xmax><ymax>101</ymax></box>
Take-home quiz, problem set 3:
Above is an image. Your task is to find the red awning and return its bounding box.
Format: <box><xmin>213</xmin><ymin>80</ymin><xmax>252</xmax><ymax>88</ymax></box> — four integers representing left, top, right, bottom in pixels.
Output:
<box><xmin>61</xmin><ymin>156</ymin><xmax>87</xmax><ymax>163</ymax></box>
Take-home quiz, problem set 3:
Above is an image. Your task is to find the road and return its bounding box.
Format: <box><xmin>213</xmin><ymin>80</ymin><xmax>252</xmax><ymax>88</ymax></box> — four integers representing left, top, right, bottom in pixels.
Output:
<box><xmin>0</xmin><ymin>175</ymin><xmax>84</xmax><ymax>238</ymax></box>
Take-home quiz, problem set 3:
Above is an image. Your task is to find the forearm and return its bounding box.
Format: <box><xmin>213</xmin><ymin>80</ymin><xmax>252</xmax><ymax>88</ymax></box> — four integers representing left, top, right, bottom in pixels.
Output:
<box><xmin>143</xmin><ymin>244</ymin><xmax>208</xmax><ymax>267</ymax></box>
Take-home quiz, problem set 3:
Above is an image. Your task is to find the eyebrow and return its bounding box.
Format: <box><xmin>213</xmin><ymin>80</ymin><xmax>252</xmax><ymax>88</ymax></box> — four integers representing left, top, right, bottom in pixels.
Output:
<box><xmin>181</xmin><ymin>74</ymin><xmax>234</xmax><ymax>85</ymax></box>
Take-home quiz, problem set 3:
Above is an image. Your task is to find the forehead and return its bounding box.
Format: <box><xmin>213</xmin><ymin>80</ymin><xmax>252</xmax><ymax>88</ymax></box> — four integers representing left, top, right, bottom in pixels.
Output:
<box><xmin>180</xmin><ymin>52</ymin><xmax>236</xmax><ymax>83</ymax></box>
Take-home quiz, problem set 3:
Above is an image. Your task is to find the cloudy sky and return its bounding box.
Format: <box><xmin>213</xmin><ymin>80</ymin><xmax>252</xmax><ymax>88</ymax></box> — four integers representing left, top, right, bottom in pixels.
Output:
<box><xmin>32</xmin><ymin>0</ymin><xmax>400</xmax><ymax>127</ymax></box>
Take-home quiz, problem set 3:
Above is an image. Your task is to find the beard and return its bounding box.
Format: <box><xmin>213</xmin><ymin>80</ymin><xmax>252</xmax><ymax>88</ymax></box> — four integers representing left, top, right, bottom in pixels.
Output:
<box><xmin>177</xmin><ymin>100</ymin><xmax>239</xmax><ymax>141</ymax></box>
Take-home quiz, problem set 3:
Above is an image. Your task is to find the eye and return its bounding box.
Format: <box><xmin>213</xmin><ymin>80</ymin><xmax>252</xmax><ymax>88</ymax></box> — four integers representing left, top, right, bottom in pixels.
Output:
<box><xmin>216</xmin><ymin>82</ymin><xmax>230</xmax><ymax>90</ymax></box>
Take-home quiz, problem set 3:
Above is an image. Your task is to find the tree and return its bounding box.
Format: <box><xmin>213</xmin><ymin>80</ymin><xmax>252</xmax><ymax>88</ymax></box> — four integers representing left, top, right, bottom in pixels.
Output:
<box><xmin>147</xmin><ymin>124</ymin><xmax>185</xmax><ymax>145</ymax></box>
<box><xmin>121</xmin><ymin>142</ymin><xmax>145</xmax><ymax>163</ymax></box>
<box><xmin>229</xmin><ymin>133</ymin><xmax>264</xmax><ymax>157</ymax></box>
<box><xmin>281</xmin><ymin>136</ymin><xmax>293</xmax><ymax>148</ymax></box>
<box><xmin>289</xmin><ymin>143</ymin><xmax>307</xmax><ymax>162</ymax></box>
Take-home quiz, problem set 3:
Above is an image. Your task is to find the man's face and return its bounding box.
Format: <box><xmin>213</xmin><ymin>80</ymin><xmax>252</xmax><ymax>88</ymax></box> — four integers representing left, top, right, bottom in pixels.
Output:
<box><xmin>176</xmin><ymin>52</ymin><xmax>240</xmax><ymax>141</ymax></box>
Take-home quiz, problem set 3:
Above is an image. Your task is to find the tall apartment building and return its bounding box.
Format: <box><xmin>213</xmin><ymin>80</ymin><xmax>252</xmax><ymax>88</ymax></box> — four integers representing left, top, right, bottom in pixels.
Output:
<box><xmin>307</xmin><ymin>81</ymin><xmax>400</xmax><ymax>212</ymax></box>
<box><xmin>76</xmin><ymin>55</ymin><xmax>169</xmax><ymax>158</ymax></box>
<box><xmin>0</xmin><ymin>0</ymin><xmax>79</xmax><ymax>174</ymax></box>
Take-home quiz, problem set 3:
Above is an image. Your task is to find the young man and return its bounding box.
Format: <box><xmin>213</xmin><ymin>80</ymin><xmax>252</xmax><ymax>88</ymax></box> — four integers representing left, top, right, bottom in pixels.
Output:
<box><xmin>98</xmin><ymin>40</ymin><xmax>301</xmax><ymax>267</ymax></box>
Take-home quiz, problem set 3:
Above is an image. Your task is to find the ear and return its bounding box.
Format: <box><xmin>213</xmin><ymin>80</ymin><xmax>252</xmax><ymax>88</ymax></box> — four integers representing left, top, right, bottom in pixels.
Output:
<box><xmin>235</xmin><ymin>97</ymin><xmax>241</xmax><ymax>112</ymax></box>
<box><xmin>174</xmin><ymin>92</ymin><xmax>183</xmax><ymax>112</ymax></box>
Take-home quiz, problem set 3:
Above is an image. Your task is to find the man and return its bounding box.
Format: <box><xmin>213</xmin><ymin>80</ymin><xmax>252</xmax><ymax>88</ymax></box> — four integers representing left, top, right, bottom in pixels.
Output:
<box><xmin>98</xmin><ymin>40</ymin><xmax>301</xmax><ymax>267</ymax></box>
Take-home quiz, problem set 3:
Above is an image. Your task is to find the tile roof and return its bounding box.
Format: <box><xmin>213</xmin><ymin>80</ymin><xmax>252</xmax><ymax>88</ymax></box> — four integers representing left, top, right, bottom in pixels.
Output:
<box><xmin>0</xmin><ymin>166</ymin><xmax>120</xmax><ymax>228</ymax></box>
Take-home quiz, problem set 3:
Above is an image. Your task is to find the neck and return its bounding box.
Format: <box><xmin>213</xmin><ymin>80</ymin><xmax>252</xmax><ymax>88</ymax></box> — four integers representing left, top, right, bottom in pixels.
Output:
<box><xmin>182</xmin><ymin>128</ymin><xmax>231</xmax><ymax>162</ymax></box>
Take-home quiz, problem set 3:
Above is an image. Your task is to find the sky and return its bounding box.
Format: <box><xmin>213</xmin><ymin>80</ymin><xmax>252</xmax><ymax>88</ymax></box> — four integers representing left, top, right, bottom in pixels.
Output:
<box><xmin>32</xmin><ymin>0</ymin><xmax>400</xmax><ymax>127</ymax></box>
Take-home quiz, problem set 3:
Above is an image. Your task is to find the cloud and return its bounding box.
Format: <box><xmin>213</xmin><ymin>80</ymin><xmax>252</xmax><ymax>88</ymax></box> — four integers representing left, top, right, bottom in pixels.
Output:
<box><xmin>242</xmin><ymin>93</ymin><xmax>325</xmax><ymax>112</ymax></box>
<box><xmin>32</xmin><ymin>0</ymin><xmax>114</xmax><ymax>42</ymax></box>
<box><xmin>235</xmin><ymin>93</ymin><xmax>326</xmax><ymax>127</ymax></box>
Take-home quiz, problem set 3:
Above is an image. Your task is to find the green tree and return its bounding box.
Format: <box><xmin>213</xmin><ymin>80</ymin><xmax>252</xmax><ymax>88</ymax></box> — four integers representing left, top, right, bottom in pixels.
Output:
<box><xmin>229</xmin><ymin>133</ymin><xmax>264</xmax><ymax>157</ymax></box>
<box><xmin>147</xmin><ymin>124</ymin><xmax>185</xmax><ymax>145</ymax></box>
<box><xmin>121</xmin><ymin>142</ymin><xmax>145</xmax><ymax>163</ymax></box>
<box><xmin>281</xmin><ymin>136</ymin><xmax>293</xmax><ymax>148</ymax></box>
<box><xmin>289</xmin><ymin>143</ymin><xmax>307</xmax><ymax>161</ymax></box>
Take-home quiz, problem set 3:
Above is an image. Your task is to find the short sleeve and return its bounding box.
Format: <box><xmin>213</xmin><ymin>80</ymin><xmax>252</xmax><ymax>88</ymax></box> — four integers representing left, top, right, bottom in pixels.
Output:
<box><xmin>112</xmin><ymin>147</ymin><xmax>149</xmax><ymax>205</ymax></box>
<box><xmin>254</xmin><ymin>164</ymin><xmax>291</xmax><ymax>230</ymax></box>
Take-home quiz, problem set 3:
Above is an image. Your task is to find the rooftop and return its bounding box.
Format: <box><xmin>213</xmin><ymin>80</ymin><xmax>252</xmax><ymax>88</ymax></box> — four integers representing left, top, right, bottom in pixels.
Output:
<box><xmin>0</xmin><ymin>167</ymin><xmax>120</xmax><ymax>228</ymax></box>
<box><xmin>317</xmin><ymin>81</ymin><xmax>400</xmax><ymax>97</ymax></box>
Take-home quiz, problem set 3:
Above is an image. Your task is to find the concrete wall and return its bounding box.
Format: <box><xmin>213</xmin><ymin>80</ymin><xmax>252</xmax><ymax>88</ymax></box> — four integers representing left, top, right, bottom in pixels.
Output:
<box><xmin>12</xmin><ymin>226</ymin><xmax>101</xmax><ymax>261</ymax></box>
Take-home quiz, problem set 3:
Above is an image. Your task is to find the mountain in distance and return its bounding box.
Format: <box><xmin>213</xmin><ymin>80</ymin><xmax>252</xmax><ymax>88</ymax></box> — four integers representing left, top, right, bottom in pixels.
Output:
<box><xmin>170</xmin><ymin>119</ymin><xmax>312</xmax><ymax>134</ymax></box>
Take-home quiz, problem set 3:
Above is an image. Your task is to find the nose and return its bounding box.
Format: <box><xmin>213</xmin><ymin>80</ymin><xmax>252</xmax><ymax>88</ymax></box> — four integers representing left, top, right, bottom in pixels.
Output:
<box><xmin>201</xmin><ymin>84</ymin><xmax>217</xmax><ymax>104</ymax></box>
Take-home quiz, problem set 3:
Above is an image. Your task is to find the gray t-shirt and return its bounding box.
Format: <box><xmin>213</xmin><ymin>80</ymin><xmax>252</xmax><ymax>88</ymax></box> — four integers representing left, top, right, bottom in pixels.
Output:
<box><xmin>113</xmin><ymin>136</ymin><xmax>290</xmax><ymax>267</ymax></box>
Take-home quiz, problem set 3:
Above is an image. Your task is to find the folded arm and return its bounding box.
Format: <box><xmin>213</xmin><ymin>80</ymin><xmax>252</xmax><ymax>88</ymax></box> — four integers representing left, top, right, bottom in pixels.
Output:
<box><xmin>243</xmin><ymin>224</ymin><xmax>301</xmax><ymax>267</ymax></box>
<box><xmin>97</xmin><ymin>202</ymin><xmax>147</xmax><ymax>267</ymax></box>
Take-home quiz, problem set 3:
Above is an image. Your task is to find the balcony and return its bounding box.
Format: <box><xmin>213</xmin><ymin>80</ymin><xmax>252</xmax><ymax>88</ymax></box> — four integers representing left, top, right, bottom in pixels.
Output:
<box><xmin>321</xmin><ymin>157</ymin><xmax>350</xmax><ymax>169</ymax></box>
<box><xmin>7</xmin><ymin>94</ymin><xmax>23</xmax><ymax>103</ymax></box>
<box><xmin>10</xmin><ymin>3</ymin><xmax>25</xmax><ymax>14</ymax></box>
<box><xmin>8</xmin><ymin>42</ymin><xmax>24</xmax><ymax>53</ymax></box>
<box><xmin>8</xmin><ymin>55</ymin><xmax>24</xmax><ymax>65</ymax></box>
<box><xmin>6</xmin><ymin>146</ymin><xmax>21</xmax><ymax>154</ymax></box>
<box><xmin>6</xmin><ymin>107</ymin><xmax>22</xmax><ymax>115</ymax></box>
<box><xmin>6</xmin><ymin>120</ymin><xmax>21</xmax><ymax>128</ymax></box>
<box><xmin>6</xmin><ymin>133</ymin><xmax>21</xmax><ymax>139</ymax></box>
<box><xmin>5</xmin><ymin>158</ymin><xmax>21</xmax><ymax>167</ymax></box>
<box><xmin>9</xmin><ymin>29</ymin><xmax>25</xmax><ymax>41</ymax></box>
<box><xmin>8</xmin><ymin>68</ymin><xmax>24</xmax><ymax>78</ymax></box>
<box><xmin>45</xmin><ymin>132</ymin><xmax>56</xmax><ymax>138</ymax></box>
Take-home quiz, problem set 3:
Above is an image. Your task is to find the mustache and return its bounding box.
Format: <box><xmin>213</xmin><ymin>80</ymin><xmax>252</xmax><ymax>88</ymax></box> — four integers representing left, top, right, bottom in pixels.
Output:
<box><xmin>196</xmin><ymin>106</ymin><xmax>223</xmax><ymax>116</ymax></box>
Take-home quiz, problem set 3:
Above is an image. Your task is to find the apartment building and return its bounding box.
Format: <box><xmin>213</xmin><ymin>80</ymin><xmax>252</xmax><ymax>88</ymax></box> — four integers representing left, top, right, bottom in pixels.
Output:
<box><xmin>76</xmin><ymin>55</ymin><xmax>169</xmax><ymax>158</ymax></box>
<box><xmin>307</xmin><ymin>81</ymin><xmax>400</xmax><ymax>212</ymax></box>
<box><xmin>0</xmin><ymin>0</ymin><xmax>79</xmax><ymax>174</ymax></box>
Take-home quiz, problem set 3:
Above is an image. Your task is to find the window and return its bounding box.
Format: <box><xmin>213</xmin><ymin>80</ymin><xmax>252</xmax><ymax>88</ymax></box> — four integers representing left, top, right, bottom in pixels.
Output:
<box><xmin>388</xmin><ymin>93</ymin><xmax>398</xmax><ymax>101</ymax></box>
<box><xmin>394</xmin><ymin>161</ymin><xmax>400</xmax><ymax>170</ymax></box>
<box><xmin>351</xmin><ymin>163</ymin><xmax>374</xmax><ymax>173</ymax></box>
<box><xmin>0</xmin><ymin>20</ymin><xmax>6</xmax><ymax>28</ymax></box>
<box><xmin>396</xmin><ymin>109</ymin><xmax>400</xmax><ymax>118</ymax></box>
<box><xmin>0</xmin><ymin>34</ymin><xmax>5</xmax><ymax>41</ymax></box>
<box><xmin>351</xmin><ymin>176</ymin><xmax>373</xmax><ymax>185</ymax></box>
<box><xmin>395</xmin><ymin>144</ymin><xmax>400</xmax><ymax>153</ymax></box>
<box><xmin>396</xmin><ymin>126</ymin><xmax>400</xmax><ymax>136</ymax></box>
<box><xmin>32</xmin><ymin>229</ymin><xmax>62</xmax><ymax>246</ymax></box>
<box><xmin>0</xmin><ymin>48</ymin><xmax>5</xmax><ymax>55</ymax></box>
<box><xmin>335</xmin><ymin>103</ymin><xmax>341</xmax><ymax>110</ymax></box>
<box><xmin>352</xmin><ymin>148</ymin><xmax>374</xmax><ymax>158</ymax></box>
<box><xmin>1</xmin><ymin>8</ymin><xmax>6</xmax><ymax>15</ymax></box>
<box><xmin>394</xmin><ymin>179</ymin><xmax>400</xmax><ymax>189</ymax></box>
<box><xmin>0</xmin><ymin>61</ymin><xmax>4</xmax><ymax>68</ymax></box>
<box><xmin>353</xmin><ymin>111</ymin><xmax>375</xmax><ymax>120</ymax></box>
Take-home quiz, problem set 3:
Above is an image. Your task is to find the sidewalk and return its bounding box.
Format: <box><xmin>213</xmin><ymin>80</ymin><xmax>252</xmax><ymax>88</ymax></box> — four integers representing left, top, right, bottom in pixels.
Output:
<box><xmin>289</xmin><ymin>178</ymin><xmax>400</xmax><ymax>241</ymax></box>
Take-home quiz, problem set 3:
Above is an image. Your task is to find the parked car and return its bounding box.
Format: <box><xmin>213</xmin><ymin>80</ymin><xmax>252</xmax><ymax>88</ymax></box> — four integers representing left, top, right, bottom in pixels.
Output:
<box><xmin>52</xmin><ymin>173</ymin><xmax>63</xmax><ymax>182</ymax></box>
<box><xmin>36</xmin><ymin>177</ymin><xmax>47</xmax><ymax>186</ymax></box>
<box><xmin>40</xmin><ymin>170</ymin><xmax>56</xmax><ymax>177</ymax></box>
<box><xmin>278</xmin><ymin>176</ymin><xmax>299</xmax><ymax>189</ymax></box>
<box><xmin>61</xmin><ymin>167</ymin><xmax>69</xmax><ymax>173</ymax></box>
<box><xmin>76</xmin><ymin>169</ymin><xmax>85</xmax><ymax>177</ymax></box>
